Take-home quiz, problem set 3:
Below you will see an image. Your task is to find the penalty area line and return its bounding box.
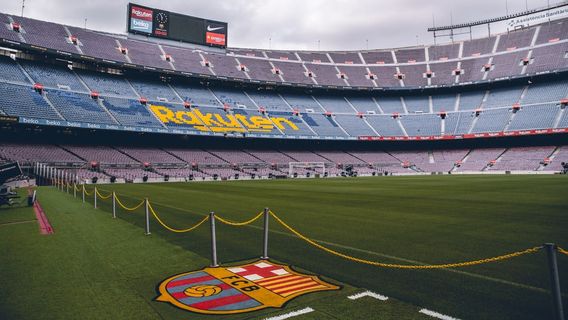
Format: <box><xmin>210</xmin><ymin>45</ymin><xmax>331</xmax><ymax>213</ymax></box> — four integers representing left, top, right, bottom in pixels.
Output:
<box><xmin>419</xmin><ymin>308</ymin><xmax>461</xmax><ymax>320</ymax></box>
<box><xmin>263</xmin><ymin>307</ymin><xmax>315</xmax><ymax>320</ymax></box>
<box><xmin>347</xmin><ymin>290</ymin><xmax>388</xmax><ymax>301</ymax></box>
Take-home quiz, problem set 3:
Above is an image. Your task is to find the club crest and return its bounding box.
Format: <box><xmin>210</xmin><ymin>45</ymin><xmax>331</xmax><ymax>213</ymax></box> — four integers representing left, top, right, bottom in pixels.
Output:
<box><xmin>156</xmin><ymin>260</ymin><xmax>339</xmax><ymax>315</ymax></box>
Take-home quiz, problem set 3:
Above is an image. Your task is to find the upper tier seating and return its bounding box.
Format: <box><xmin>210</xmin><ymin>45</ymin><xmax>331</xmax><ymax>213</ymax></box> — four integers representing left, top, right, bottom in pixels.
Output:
<box><xmin>11</xmin><ymin>15</ymin><xmax>78</xmax><ymax>53</ymax></box>
<box><xmin>0</xmin><ymin>12</ymin><xmax>565</xmax><ymax>90</ymax></box>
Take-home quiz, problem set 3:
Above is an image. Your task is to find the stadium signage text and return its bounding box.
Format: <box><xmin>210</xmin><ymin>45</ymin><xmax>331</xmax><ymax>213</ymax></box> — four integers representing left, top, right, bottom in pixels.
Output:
<box><xmin>156</xmin><ymin>260</ymin><xmax>338</xmax><ymax>315</ymax></box>
<box><xmin>507</xmin><ymin>6</ymin><xmax>568</xmax><ymax>28</ymax></box>
<box><xmin>149</xmin><ymin>105</ymin><xmax>300</xmax><ymax>133</ymax></box>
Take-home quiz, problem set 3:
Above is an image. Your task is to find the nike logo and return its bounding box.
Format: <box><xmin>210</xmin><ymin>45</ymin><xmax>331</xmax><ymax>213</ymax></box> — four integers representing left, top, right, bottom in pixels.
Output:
<box><xmin>207</xmin><ymin>26</ymin><xmax>224</xmax><ymax>32</ymax></box>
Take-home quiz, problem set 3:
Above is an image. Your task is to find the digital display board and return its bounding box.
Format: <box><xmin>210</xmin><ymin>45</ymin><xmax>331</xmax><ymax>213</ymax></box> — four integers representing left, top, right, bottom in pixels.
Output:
<box><xmin>127</xmin><ymin>3</ymin><xmax>228</xmax><ymax>48</ymax></box>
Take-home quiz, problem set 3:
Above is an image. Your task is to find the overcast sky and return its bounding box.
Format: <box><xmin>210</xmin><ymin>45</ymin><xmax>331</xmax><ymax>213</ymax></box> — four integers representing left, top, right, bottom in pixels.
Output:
<box><xmin>1</xmin><ymin>0</ymin><xmax>562</xmax><ymax>50</ymax></box>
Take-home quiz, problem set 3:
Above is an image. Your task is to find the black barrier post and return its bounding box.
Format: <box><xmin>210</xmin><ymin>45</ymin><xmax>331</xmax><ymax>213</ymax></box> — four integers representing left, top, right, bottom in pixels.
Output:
<box><xmin>210</xmin><ymin>212</ymin><xmax>218</xmax><ymax>267</ymax></box>
<box><xmin>545</xmin><ymin>243</ymin><xmax>565</xmax><ymax>320</ymax></box>
<box><xmin>261</xmin><ymin>207</ymin><xmax>270</xmax><ymax>260</ymax></box>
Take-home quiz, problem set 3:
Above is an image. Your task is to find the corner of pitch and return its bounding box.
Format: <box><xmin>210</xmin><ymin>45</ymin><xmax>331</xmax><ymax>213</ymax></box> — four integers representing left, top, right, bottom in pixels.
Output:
<box><xmin>156</xmin><ymin>260</ymin><xmax>339</xmax><ymax>315</ymax></box>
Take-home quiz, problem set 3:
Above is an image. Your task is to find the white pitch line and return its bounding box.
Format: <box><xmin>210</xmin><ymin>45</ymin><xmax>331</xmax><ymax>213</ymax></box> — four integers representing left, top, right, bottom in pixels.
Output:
<box><xmin>263</xmin><ymin>307</ymin><xmax>315</xmax><ymax>320</ymax></box>
<box><xmin>348</xmin><ymin>290</ymin><xmax>389</xmax><ymax>301</ymax></box>
<box><xmin>419</xmin><ymin>308</ymin><xmax>461</xmax><ymax>320</ymax></box>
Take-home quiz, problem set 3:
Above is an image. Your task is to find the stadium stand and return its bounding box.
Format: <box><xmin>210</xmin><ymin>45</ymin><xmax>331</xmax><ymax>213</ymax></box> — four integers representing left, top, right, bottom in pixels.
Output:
<box><xmin>62</xmin><ymin>146</ymin><xmax>139</xmax><ymax>165</ymax></box>
<box><xmin>489</xmin><ymin>146</ymin><xmax>555</xmax><ymax>171</ymax></box>
<box><xmin>0</xmin><ymin>83</ymin><xmax>63</xmax><ymax>120</ymax></box>
<box><xmin>0</xmin><ymin>11</ymin><xmax>566</xmax><ymax>181</ymax></box>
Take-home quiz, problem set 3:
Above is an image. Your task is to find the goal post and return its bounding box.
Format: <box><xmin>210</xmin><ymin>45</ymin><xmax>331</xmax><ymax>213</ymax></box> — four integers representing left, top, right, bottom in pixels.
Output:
<box><xmin>288</xmin><ymin>162</ymin><xmax>326</xmax><ymax>177</ymax></box>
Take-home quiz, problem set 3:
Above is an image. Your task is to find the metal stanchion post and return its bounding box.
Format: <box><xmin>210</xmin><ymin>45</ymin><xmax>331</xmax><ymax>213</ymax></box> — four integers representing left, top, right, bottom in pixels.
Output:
<box><xmin>144</xmin><ymin>198</ymin><xmax>151</xmax><ymax>235</ymax></box>
<box><xmin>73</xmin><ymin>183</ymin><xmax>76</xmax><ymax>198</ymax></box>
<box><xmin>545</xmin><ymin>243</ymin><xmax>565</xmax><ymax>320</ymax></box>
<box><xmin>94</xmin><ymin>187</ymin><xmax>97</xmax><ymax>209</ymax></box>
<box><xmin>261</xmin><ymin>207</ymin><xmax>270</xmax><ymax>260</ymax></box>
<box><xmin>82</xmin><ymin>184</ymin><xmax>85</xmax><ymax>203</ymax></box>
<box><xmin>210</xmin><ymin>212</ymin><xmax>218</xmax><ymax>267</ymax></box>
<box><xmin>112</xmin><ymin>192</ymin><xmax>116</xmax><ymax>219</ymax></box>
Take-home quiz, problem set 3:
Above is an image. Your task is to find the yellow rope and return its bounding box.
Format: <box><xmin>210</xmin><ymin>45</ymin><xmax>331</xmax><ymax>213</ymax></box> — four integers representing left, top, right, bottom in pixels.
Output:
<box><xmin>147</xmin><ymin>202</ymin><xmax>209</xmax><ymax>233</ymax></box>
<box><xmin>96</xmin><ymin>189</ymin><xmax>112</xmax><ymax>200</ymax></box>
<box><xmin>269</xmin><ymin>211</ymin><xmax>542</xmax><ymax>269</ymax></box>
<box><xmin>216</xmin><ymin>211</ymin><xmax>264</xmax><ymax>226</ymax></box>
<box><xmin>74</xmin><ymin>184</ymin><xmax>82</xmax><ymax>192</ymax></box>
<box><xmin>558</xmin><ymin>247</ymin><xmax>568</xmax><ymax>256</ymax></box>
<box><xmin>83</xmin><ymin>187</ymin><xmax>94</xmax><ymax>196</ymax></box>
<box><xmin>114</xmin><ymin>195</ymin><xmax>145</xmax><ymax>211</ymax></box>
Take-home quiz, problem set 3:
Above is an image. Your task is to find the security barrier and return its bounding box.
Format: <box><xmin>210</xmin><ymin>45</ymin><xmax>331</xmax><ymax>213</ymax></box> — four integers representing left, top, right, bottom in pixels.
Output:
<box><xmin>269</xmin><ymin>210</ymin><xmax>543</xmax><ymax>269</ymax></box>
<box><xmin>59</xmin><ymin>183</ymin><xmax>568</xmax><ymax>269</ymax></box>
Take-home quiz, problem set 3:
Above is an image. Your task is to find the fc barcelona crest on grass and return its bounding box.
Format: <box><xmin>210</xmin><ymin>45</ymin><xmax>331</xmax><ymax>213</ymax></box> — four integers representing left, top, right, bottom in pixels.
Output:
<box><xmin>156</xmin><ymin>260</ymin><xmax>339</xmax><ymax>315</ymax></box>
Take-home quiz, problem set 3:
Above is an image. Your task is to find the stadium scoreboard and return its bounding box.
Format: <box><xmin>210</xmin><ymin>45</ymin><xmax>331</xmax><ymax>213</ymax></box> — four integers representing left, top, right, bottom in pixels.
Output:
<box><xmin>127</xmin><ymin>3</ymin><xmax>228</xmax><ymax>48</ymax></box>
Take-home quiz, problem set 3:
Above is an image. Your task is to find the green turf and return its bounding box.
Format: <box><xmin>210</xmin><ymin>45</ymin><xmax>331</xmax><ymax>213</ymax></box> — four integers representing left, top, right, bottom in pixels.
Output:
<box><xmin>2</xmin><ymin>175</ymin><xmax>568</xmax><ymax>319</ymax></box>
<box><xmin>0</xmin><ymin>186</ymin><xmax>427</xmax><ymax>320</ymax></box>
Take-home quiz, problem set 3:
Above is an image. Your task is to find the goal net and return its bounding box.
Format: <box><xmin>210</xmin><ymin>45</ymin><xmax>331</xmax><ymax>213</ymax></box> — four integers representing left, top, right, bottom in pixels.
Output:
<box><xmin>288</xmin><ymin>162</ymin><xmax>326</xmax><ymax>177</ymax></box>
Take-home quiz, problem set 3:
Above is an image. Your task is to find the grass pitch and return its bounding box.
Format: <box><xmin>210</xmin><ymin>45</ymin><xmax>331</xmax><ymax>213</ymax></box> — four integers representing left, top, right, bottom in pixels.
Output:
<box><xmin>1</xmin><ymin>175</ymin><xmax>567</xmax><ymax>319</ymax></box>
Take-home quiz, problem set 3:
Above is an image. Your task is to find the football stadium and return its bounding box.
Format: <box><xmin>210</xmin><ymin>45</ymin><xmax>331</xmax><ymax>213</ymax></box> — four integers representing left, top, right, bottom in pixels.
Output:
<box><xmin>0</xmin><ymin>1</ymin><xmax>567</xmax><ymax>319</ymax></box>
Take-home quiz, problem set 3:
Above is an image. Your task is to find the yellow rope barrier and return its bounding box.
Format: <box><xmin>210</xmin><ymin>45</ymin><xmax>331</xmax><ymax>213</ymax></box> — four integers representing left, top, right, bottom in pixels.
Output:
<box><xmin>558</xmin><ymin>247</ymin><xmax>568</xmax><ymax>256</ymax></box>
<box><xmin>83</xmin><ymin>188</ymin><xmax>94</xmax><ymax>196</ymax></box>
<box><xmin>215</xmin><ymin>211</ymin><xmax>264</xmax><ymax>226</ymax></box>
<box><xmin>114</xmin><ymin>195</ymin><xmax>145</xmax><ymax>211</ymax></box>
<box><xmin>147</xmin><ymin>202</ymin><xmax>209</xmax><ymax>233</ymax></box>
<box><xmin>269</xmin><ymin>211</ymin><xmax>542</xmax><ymax>269</ymax></box>
<box><xmin>95</xmin><ymin>189</ymin><xmax>113</xmax><ymax>200</ymax></box>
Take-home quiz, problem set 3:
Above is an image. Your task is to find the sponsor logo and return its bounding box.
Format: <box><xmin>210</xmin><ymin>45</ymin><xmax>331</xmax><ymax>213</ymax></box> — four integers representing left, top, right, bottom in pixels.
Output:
<box><xmin>156</xmin><ymin>260</ymin><xmax>338</xmax><ymax>315</ymax></box>
<box><xmin>149</xmin><ymin>105</ymin><xmax>299</xmax><ymax>133</ymax></box>
<box><xmin>131</xmin><ymin>18</ymin><xmax>152</xmax><ymax>32</ymax></box>
<box><xmin>507</xmin><ymin>7</ymin><xmax>568</xmax><ymax>28</ymax></box>
<box><xmin>0</xmin><ymin>115</ymin><xmax>18</xmax><ymax>122</ymax></box>
<box><xmin>131</xmin><ymin>7</ymin><xmax>153</xmax><ymax>21</ymax></box>
<box><xmin>207</xmin><ymin>25</ymin><xmax>225</xmax><ymax>32</ymax></box>
<box><xmin>206</xmin><ymin>32</ymin><xmax>226</xmax><ymax>46</ymax></box>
